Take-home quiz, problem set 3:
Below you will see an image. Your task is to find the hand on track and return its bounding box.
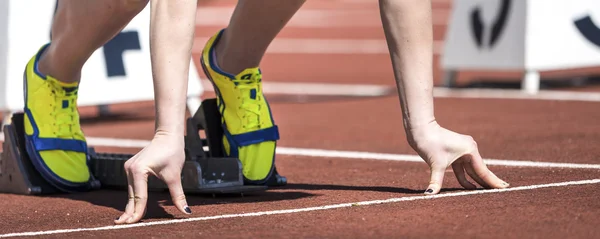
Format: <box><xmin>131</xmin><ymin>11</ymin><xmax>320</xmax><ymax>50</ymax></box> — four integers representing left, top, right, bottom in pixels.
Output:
<box><xmin>114</xmin><ymin>133</ymin><xmax>191</xmax><ymax>224</ymax></box>
<box><xmin>406</xmin><ymin>121</ymin><xmax>510</xmax><ymax>194</ymax></box>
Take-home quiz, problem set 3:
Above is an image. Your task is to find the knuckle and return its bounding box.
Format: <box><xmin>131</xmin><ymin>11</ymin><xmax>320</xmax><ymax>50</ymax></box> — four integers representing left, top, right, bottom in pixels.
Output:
<box><xmin>124</xmin><ymin>160</ymin><xmax>133</xmax><ymax>171</ymax></box>
<box><xmin>173</xmin><ymin>193</ymin><xmax>187</xmax><ymax>202</ymax></box>
<box><xmin>130</xmin><ymin>165</ymin><xmax>147</xmax><ymax>176</ymax></box>
<box><xmin>134</xmin><ymin>195</ymin><xmax>147</xmax><ymax>202</ymax></box>
<box><xmin>464</xmin><ymin>135</ymin><xmax>476</xmax><ymax>145</ymax></box>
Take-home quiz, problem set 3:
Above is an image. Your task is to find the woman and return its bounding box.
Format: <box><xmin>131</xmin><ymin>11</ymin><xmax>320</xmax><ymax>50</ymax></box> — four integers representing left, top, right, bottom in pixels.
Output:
<box><xmin>21</xmin><ymin>0</ymin><xmax>509</xmax><ymax>225</ymax></box>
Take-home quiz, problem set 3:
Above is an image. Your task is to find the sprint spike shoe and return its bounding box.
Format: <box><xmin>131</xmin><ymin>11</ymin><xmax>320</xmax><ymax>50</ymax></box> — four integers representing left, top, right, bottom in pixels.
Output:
<box><xmin>200</xmin><ymin>29</ymin><xmax>279</xmax><ymax>184</ymax></box>
<box><xmin>22</xmin><ymin>44</ymin><xmax>94</xmax><ymax>192</ymax></box>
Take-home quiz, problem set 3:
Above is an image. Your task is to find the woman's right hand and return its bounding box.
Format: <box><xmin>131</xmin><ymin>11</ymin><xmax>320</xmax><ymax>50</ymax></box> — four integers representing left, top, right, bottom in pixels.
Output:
<box><xmin>406</xmin><ymin>121</ymin><xmax>510</xmax><ymax>195</ymax></box>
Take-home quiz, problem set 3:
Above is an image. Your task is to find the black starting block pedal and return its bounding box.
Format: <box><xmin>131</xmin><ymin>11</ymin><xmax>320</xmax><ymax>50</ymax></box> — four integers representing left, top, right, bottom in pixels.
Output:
<box><xmin>0</xmin><ymin>98</ymin><xmax>286</xmax><ymax>196</ymax></box>
<box><xmin>0</xmin><ymin>113</ymin><xmax>83</xmax><ymax>195</ymax></box>
<box><xmin>0</xmin><ymin>112</ymin><xmax>102</xmax><ymax>195</ymax></box>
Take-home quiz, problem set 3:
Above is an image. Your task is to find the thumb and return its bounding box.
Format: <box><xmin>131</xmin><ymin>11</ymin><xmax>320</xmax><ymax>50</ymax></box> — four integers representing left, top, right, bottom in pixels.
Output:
<box><xmin>164</xmin><ymin>173</ymin><xmax>191</xmax><ymax>215</ymax></box>
<box><xmin>425</xmin><ymin>164</ymin><xmax>446</xmax><ymax>195</ymax></box>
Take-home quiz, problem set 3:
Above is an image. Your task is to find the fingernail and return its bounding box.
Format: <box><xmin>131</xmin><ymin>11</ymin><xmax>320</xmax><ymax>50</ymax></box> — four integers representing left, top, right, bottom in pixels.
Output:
<box><xmin>425</xmin><ymin>189</ymin><xmax>434</xmax><ymax>193</ymax></box>
<box><xmin>184</xmin><ymin>206</ymin><xmax>192</xmax><ymax>214</ymax></box>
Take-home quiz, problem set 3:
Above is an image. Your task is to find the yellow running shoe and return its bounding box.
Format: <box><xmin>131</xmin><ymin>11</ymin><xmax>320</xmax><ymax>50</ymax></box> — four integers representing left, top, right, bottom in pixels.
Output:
<box><xmin>200</xmin><ymin>29</ymin><xmax>279</xmax><ymax>184</ymax></box>
<box><xmin>22</xmin><ymin>44</ymin><xmax>93</xmax><ymax>192</ymax></box>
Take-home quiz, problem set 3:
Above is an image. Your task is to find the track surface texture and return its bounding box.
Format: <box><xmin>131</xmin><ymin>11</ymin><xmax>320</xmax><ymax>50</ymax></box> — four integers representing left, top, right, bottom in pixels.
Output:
<box><xmin>1</xmin><ymin>0</ymin><xmax>600</xmax><ymax>238</ymax></box>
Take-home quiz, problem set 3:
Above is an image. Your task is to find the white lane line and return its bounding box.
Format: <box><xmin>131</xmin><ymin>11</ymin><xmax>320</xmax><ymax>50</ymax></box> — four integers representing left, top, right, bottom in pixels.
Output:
<box><xmin>1</xmin><ymin>178</ymin><xmax>599</xmax><ymax>238</ymax></box>
<box><xmin>201</xmin><ymin>80</ymin><xmax>395</xmax><ymax>97</ymax></box>
<box><xmin>0</xmin><ymin>134</ymin><xmax>148</xmax><ymax>149</ymax></box>
<box><xmin>2</xmin><ymin>135</ymin><xmax>599</xmax><ymax>170</ymax></box>
<box><xmin>275</xmin><ymin>147</ymin><xmax>600</xmax><ymax>170</ymax></box>
<box><xmin>85</xmin><ymin>137</ymin><xmax>150</xmax><ymax>149</ymax></box>
<box><xmin>196</xmin><ymin>8</ymin><xmax>449</xmax><ymax>27</ymax></box>
<box><xmin>433</xmin><ymin>88</ymin><xmax>600</xmax><ymax>102</ymax></box>
<box><xmin>192</xmin><ymin>37</ymin><xmax>444</xmax><ymax>55</ymax></box>
<box><xmin>198</xmin><ymin>80</ymin><xmax>600</xmax><ymax>102</ymax></box>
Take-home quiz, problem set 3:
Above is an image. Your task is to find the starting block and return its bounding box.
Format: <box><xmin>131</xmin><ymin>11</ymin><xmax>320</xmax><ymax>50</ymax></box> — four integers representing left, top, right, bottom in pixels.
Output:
<box><xmin>0</xmin><ymin>98</ymin><xmax>287</xmax><ymax>195</ymax></box>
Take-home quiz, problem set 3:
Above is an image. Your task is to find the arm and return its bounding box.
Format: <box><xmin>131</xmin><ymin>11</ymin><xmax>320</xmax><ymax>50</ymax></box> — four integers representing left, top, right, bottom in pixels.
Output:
<box><xmin>378</xmin><ymin>0</ymin><xmax>509</xmax><ymax>194</ymax></box>
<box><xmin>150</xmin><ymin>0</ymin><xmax>197</xmax><ymax>137</ymax></box>
<box><xmin>379</xmin><ymin>0</ymin><xmax>435</xmax><ymax>132</ymax></box>
<box><xmin>115</xmin><ymin>0</ymin><xmax>198</xmax><ymax>225</ymax></box>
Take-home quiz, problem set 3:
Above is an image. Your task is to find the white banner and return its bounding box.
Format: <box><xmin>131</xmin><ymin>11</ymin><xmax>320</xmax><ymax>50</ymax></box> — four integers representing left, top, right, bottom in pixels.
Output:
<box><xmin>0</xmin><ymin>0</ymin><xmax>204</xmax><ymax>113</ymax></box>
<box><xmin>526</xmin><ymin>0</ymin><xmax>600</xmax><ymax>70</ymax></box>
<box><xmin>441</xmin><ymin>0</ymin><xmax>600</xmax><ymax>93</ymax></box>
<box><xmin>442</xmin><ymin>0</ymin><xmax>527</xmax><ymax>70</ymax></box>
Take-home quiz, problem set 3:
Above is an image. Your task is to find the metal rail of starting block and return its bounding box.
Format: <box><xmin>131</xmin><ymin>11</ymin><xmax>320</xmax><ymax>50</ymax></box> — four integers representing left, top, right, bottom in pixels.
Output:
<box><xmin>0</xmin><ymin>99</ymin><xmax>286</xmax><ymax>195</ymax></box>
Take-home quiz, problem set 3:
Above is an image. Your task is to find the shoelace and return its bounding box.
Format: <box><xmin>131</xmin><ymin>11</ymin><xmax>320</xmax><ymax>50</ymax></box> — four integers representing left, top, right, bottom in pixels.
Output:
<box><xmin>232</xmin><ymin>74</ymin><xmax>263</xmax><ymax>130</ymax></box>
<box><xmin>48</xmin><ymin>79</ymin><xmax>78</xmax><ymax>138</ymax></box>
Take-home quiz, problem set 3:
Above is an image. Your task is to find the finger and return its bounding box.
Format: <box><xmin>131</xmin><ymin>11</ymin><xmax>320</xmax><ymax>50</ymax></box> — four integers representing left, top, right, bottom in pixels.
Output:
<box><xmin>126</xmin><ymin>166</ymin><xmax>150</xmax><ymax>224</ymax></box>
<box><xmin>451</xmin><ymin>161</ymin><xmax>477</xmax><ymax>190</ymax></box>
<box><xmin>468</xmin><ymin>150</ymin><xmax>509</xmax><ymax>189</ymax></box>
<box><xmin>425</xmin><ymin>164</ymin><xmax>447</xmax><ymax>195</ymax></box>
<box><xmin>464</xmin><ymin>162</ymin><xmax>491</xmax><ymax>189</ymax></box>
<box><xmin>115</xmin><ymin>161</ymin><xmax>137</xmax><ymax>225</ymax></box>
<box><xmin>163</xmin><ymin>173</ymin><xmax>191</xmax><ymax>215</ymax></box>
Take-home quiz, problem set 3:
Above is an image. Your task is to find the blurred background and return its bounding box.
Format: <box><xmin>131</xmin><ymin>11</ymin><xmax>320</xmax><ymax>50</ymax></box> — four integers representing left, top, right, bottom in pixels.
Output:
<box><xmin>193</xmin><ymin>0</ymin><xmax>600</xmax><ymax>95</ymax></box>
<box><xmin>2</xmin><ymin>0</ymin><xmax>600</xmax><ymax>122</ymax></box>
<box><xmin>1</xmin><ymin>2</ymin><xmax>600</xmax><ymax>237</ymax></box>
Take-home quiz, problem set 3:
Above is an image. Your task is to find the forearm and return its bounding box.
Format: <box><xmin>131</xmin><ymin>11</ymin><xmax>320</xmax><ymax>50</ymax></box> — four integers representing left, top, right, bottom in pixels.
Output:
<box><xmin>379</xmin><ymin>0</ymin><xmax>435</xmax><ymax>130</ymax></box>
<box><xmin>149</xmin><ymin>0</ymin><xmax>197</xmax><ymax>136</ymax></box>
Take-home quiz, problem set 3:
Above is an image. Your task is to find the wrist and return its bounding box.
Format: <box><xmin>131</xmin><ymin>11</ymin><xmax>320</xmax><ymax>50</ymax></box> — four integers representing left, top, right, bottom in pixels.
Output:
<box><xmin>404</xmin><ymin>119</ymin><xmax>439</xmax><ymax>145</ymax></box>
<box><xmin>154</xmin><ymin>126</ymin><xmax>185</xmax><ymax>141</ymax></box>
<box><xmin>154</xmin><ymin>109</ymin><xmax>186</xmax><ymax>139</ymax></box>
<box><xmin>403</xmin><ymin>116</ymin><xmax>437</xmax><ymax>132</ymax></box>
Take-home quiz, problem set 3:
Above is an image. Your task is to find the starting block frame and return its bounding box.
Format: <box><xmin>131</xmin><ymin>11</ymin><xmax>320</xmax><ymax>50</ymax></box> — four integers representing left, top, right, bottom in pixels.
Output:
<box><xmin>0</xmin><ymin>98</ymin><xmax>286</xmax><ymax>195</ymax></box>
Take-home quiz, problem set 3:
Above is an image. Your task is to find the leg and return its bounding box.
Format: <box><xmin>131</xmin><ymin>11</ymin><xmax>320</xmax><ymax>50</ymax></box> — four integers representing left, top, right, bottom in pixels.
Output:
<box><xmin>215</xmin><ymin>0</ymin><xmax>306</xmax><ymax>75</ymax></box>
<box><xmin>378</xmin><ymin>0</ymin><xmax>509</xmax><ymax>194</ymax></box>
<box><xmin>22</xmin><ymin>0</ymin><xmax>149</xmax><ymax>192</ymax></box>
<box><xmin>39</xmin><ymin>0</ymin><xmax>149</xmax><ymax>83</ymax></box>
<box><xmin>200</xmin><ymin>0</ymin><xmax>305</xmax><ymax>183</ymax></box>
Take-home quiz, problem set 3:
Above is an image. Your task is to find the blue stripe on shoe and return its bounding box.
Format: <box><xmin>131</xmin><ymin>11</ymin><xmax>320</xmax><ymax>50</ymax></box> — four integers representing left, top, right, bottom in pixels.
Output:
<box><xmin>207</xmin><ymin>29</ymin><xmax>236</xmax><ymax>79</ymax></box>
<box><xmin>33</xmin><ymin>137</ymin><xmax>87</xmax><ymax>153</ymax></box>
<box><xmin>230</xmin><ymin>126</ymin><xmax>280</xmax><ymax>147</ymax></box>
<box><xmin>200</xmin><ymin>56</ymin><xmax>227</xmax><ymax>126</ymax></box>
<box><xmin>200</xmin><ymin>31</ymin><xmax>232</xmax><ymax>132</ymax></box>
<box><xmin>33</xmin><ymin>43</ymin><xmax>50</xmax><ymax>80</ymax></box>
<box><xmin>25</xmin><ymin>136</ymin><xmax>92</xmax><ymax>192</ymax></box>
<box><xmin>222</xmin><ymin>127</ymin><xmax>239</xmax><ymax>158</ymax></box>
<box><xmin>23</xmin><ymin>100</ymin><xmax>39</xmax><ymax>137</ymax></box>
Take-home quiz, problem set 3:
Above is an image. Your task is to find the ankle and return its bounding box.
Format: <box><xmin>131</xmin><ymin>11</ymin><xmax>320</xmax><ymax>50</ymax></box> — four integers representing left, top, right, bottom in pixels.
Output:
<box><xmin>36</xmin><ymin>46</ymin><xmax>81</xmax><ymax>84</ymax></box>
<box><xmin>213</xmin><ymin>32</ymin><xmax>261</xmax><ymax>76</ymax></box>
<box><xmin>213</xmin><ymin>35</ymin><xmax>239</xmax><ymax>75</ymax></box>
<box><xmin>36</xmin><ymin>47</ymin><xmax>53</xmax><ymax>78</ymax></box>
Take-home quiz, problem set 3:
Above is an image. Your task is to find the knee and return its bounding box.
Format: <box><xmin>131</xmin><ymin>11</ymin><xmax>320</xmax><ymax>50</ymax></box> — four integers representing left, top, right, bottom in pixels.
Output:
<box><xmin>121</xmin><ymin>0</ymin><xmax>149</xmax><ymax>12</ymax></box>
